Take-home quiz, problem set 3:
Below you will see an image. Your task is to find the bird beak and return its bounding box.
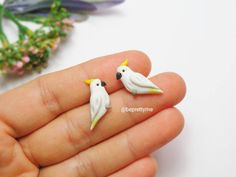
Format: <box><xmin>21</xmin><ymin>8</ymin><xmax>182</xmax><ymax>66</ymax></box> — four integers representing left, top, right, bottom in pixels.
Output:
<box><xmin>101</xmin><ymin>81</ymin><xmax>107</xmax><ymax>87</ymax></box>
<box><xmin>116</xmin><ymin>72</ymin><xmax>122</xmax><ymax>80</ymax></box>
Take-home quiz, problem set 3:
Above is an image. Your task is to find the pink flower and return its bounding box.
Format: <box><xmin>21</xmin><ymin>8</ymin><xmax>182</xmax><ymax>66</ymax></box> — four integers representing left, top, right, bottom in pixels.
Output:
<box><xmin>52</xmin><ymin>38</ymin><xmax>61</xmax><ymax>51</ymax></box>
<box><xmin>23</xmin><ymin>39</ymin><xmax>28</xmax><ymax>45</ymax></box>
<box><xmin>55</xmin><ymin>22</ymin><xmax>61</xmax><ymax>26</ymax></box>
<box><xmin>16</xmin><ymin>61</ymin><xmax>24</xmax><ymax>68</ymax></box>
<box><xmin>22</xmin><ymin>56</ymin><xmax>30</xmax><ymax>63</ymax></box>
<box><xmin>62</xmin><ymin>18</ymin><xmax>74</xmax><ymax>26</ymax></box>
<box><xmin>29</xmin><ymin>47</ymin><xmax>39</xmax><ymax>54</ymax></box>
<box><xmin>29</xmin><ymin>47</ymin><xmax>34</xmax><ymax>51</ymax></box>
<box><xmin>56</xmin><ymin>37</ymin><xmax>61</xmax><ymax>44</ymax></box>
<box><xmin>52</xmin><ymin>44</ymin><xmax>59</xmax><ymax>51</ymax></box>
<box><xmin>11</xmin><ymin>64</ymin><xmax>25</xmax><ymax>75</ymax></box>
<box><xmin>34</xmin><ymin>49</ymin><xmax>39</xmax><ymax>54</ymax></box>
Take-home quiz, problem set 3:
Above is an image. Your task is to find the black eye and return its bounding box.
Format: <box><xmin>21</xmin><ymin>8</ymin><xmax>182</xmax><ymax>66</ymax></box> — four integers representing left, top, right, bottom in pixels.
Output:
<box><xmin>96</xmin><ymin>83</ymin><xmax>99</xmax><ymax>86</ymax></box>
<box><xmin>122</xmin><ymin>69</ymin><xmax>125</xmax><ymax>72</ymax></box>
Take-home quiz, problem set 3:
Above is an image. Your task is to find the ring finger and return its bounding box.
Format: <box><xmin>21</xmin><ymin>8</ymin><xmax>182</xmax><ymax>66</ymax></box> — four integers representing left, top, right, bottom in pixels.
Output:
<box><xmin>39</xmin><ymin>108</ymin><xmax>184</xmax><ymax>177</ymax></box>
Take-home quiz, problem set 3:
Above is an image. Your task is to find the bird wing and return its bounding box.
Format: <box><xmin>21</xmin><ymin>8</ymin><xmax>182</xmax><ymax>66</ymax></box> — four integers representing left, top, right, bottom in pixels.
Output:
<box><xmin>90</xmin><ymin>94</ymin><xmax>102</xmax><ymax>121</ymax></box>
<box><xmin>130</xmin><ymin>72</ymin><xmax>157</xmax><ymax>89</ymax></box>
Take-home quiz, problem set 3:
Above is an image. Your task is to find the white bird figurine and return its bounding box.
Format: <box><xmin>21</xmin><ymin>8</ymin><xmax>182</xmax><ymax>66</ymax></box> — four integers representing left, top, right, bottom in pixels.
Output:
<box><xmin>84</xmin><ymin>79</ymin><xmax>111</xmax><ymax>130</ymax></box>
<box><xmin>116</xmin><ymin>59</ymin><xmax>163</xmax><ymax>95</ymax></box>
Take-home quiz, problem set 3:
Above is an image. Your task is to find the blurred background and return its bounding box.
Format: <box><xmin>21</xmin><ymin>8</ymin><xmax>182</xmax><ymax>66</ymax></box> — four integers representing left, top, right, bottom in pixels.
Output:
<box><xmin>0</xmin><ymin>0</ymin><xmax>236</xmax><ymax>177</ymax></box>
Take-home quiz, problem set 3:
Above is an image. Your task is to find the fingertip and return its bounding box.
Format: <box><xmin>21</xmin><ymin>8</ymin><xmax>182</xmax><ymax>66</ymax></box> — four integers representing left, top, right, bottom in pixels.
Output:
<box><xmin>159</xmin><ymin>108</ymin><xmax>185</xmax><ymax>142</ymax></box>
<box><xmin>125</xmin><ymin>50</ymin><xmax>152</xmax><ymax>76</ymax></box>
<box><xmin>107</xmin><ymin>156</ymin><xmax>158</xmax><ymax>177</ymax></box>
<box><xmin>171</xmin><ymin>108</ymin><xmax>185</xmax><ymax>136</ymax></box>
<box><xmin>143</xmin><ymin>157</ymin><xmax>158</xmax><ymax>176</ymax></box>
<box><xmin>127</xmin><ymin>157</ymin><xmax>158</xmax><ymax>177</ymax></box>
<box><xmin>153</xmin><ymin>72</ymin><xmax>186</xmax><ymax>107</ymax></box>
<box><xmin>167</xmin><ymin>72</ymin><xmax>187</xmax><ymax>102</ymax></box>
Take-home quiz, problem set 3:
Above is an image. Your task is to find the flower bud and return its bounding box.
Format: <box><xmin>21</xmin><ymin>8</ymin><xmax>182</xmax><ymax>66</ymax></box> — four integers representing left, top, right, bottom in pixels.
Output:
<box><xmin>22</xmin><ymin>56</ymin><xmax>30</xmax><ymax>63</ymax></box>
<box><xmin>16</xmin><ymin>61</ymin><xmax>24</xmax><ymax>68</ymax></box>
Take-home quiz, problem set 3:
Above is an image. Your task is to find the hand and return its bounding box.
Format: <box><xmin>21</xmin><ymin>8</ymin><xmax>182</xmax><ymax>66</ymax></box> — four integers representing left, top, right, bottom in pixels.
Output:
<box><xmin>0</xmin><ymin>51</ymin><xmax>186</xmax><ymax>177</ymax></box>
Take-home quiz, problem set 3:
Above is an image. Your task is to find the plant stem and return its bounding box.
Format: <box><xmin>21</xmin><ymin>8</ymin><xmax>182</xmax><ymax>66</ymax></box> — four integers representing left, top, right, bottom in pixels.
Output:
<box><xmin>0</xmin><ymin>5</ymin><xmax>9</xmax><ymax>48</ymax></box>
<box><xmin>16</xmin><ymin>14</ymin><xmax>48</xmax><ymax>24</ymax></box>
<box><xmin>51</xmin><ymin>0</ymin><xmax>61</xmax><ymax>14</ymax></box>
<box><xmin>4</xmin><ymin>9</ymin><xmax>33</xmax><ymax>40</ymax></box>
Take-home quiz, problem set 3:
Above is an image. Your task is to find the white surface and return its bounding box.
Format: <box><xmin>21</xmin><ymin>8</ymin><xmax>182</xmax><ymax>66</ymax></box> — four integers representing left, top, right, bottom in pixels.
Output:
<box><xmin>1</xmin><ymin>0</ymin><xmax>236</xmax><ymax>177</ymax></box>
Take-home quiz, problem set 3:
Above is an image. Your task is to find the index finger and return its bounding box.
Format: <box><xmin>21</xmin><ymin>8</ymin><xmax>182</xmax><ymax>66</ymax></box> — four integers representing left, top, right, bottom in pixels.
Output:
<box><xmin>0</xmin><ymin>51</ymin><xmax>151</xmax><ymax>138</ymax></box>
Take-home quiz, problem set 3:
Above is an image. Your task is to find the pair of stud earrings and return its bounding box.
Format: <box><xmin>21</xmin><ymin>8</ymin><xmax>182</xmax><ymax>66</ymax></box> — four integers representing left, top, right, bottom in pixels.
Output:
<box><xmin>84</xmin><ymin>59</ymin><xmax>163</xmax><ymax>130</ymax></box>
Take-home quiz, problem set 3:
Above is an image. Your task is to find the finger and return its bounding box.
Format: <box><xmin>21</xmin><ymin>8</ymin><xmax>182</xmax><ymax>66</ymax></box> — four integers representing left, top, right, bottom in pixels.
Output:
<box><xmin>0</xmin><ymin>133</ymin><xmax>38</xmax><ymax>177</ymax></box>
<box><xmin>20</xmin><ymin>72</ymin><xmax>186</xmax><ymax>166</ymax></box>
<box><xmin>108</xmin><ymin>157</ymin><xmax>157</xmax><ymax>177</ymax></box>
<box><xmin>0</xmin><ymin>51</ymin><xmax>151</xmax><ymax>137</ymax></box>
<box><xmin>39</xmin><ymin>108</ymin><xmax>184</xmax><ymax>177</ymax></box>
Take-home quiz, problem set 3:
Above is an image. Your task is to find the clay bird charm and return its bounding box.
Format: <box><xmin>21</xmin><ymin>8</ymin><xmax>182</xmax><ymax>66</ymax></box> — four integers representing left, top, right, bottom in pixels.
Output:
<box><xmin>85</xmin><ymin>79</ymin><xmax>111</xmax><ymax>130</ymax></box>
<box><xmin>116</xmin><ymin>59</ymin><xmax>163</xmax><ymax>95</ymax></box>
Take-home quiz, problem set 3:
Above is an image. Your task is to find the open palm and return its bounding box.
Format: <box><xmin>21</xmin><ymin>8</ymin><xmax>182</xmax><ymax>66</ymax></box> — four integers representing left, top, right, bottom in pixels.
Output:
<box><xmin>0</xmin><ymin>51</ymin><xmax>186</xmax><ymax>177</ymax></box>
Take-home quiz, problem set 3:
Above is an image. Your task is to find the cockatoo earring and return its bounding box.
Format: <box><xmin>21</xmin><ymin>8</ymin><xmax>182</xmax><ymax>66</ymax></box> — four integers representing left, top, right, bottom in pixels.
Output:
<box><xmin>84</xmin><ymin>79</ymin><xmax>111</xmax><ymax>130</ymax></box>
<box><xmin>116</xmin><ymin>59</ymin><xmax>163</xmax><ymax>95</ymax></box>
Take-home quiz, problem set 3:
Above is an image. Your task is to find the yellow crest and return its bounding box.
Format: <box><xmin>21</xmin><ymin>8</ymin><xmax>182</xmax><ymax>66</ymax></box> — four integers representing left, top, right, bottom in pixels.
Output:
<box><xmin>120</xmin><ymin>59</ymin><xmax>129</xmax><ymax>66</ymax></box>
<box><xmin>84</xmin><ymin>79</ymin><xmax>94</xmax><ymax>85</ymax></box>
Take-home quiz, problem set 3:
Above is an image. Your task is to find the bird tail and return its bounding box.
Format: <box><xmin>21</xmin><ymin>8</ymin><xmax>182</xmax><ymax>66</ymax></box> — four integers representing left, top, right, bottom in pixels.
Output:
<box><xmin>90</xmin><ymin>117</ymin><xmax>100</xmax><ymax>130</ymax></box>
<box><xmin>148</xmin><ymin>88</ymin><xmax>164</xmax><ymax>94</ymax></box>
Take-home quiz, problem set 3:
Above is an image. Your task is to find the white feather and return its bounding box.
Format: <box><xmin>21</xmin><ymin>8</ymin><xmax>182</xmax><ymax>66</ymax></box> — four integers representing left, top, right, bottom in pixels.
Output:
<box><xmin>130</xmin><ymin>72</ymin><xmax>158</xmax><ymax>89</ymax></box>
<box><xmin>88</xmin><ymin>79</ymin><xmax>110</xmax><ymax>130</ymax></box>
<box><xmin>90</xmin><ymin>93</ymin><xmax>102</xmax><ymax>120</ymax></box>
<box><xmin>117</xmin><ymin>66</ymin><xmax>163</xmax><ymax>95</ymax></box>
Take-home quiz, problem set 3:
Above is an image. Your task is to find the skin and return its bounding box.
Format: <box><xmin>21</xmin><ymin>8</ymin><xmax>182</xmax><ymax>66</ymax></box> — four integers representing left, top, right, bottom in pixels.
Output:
<box><xmin>0</xmin><ymin>51</ymin><xmax>186</xmax><ymax>177</ymax></box>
